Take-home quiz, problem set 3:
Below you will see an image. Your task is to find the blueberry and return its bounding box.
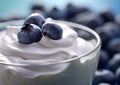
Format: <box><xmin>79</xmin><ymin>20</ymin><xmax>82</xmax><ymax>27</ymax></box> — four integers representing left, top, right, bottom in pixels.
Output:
<box><xmin>65</xmin><ymin>3</ymin><xmax>90</xmax><ymax>19</ymax></box>
<box><xmin>76</xmin><ymin>29</ymin><xmax>92</xmax><ymax>40</ymax></box>
<box><xmin>18</xmin><ymin>24</ymin><xmax>42</xmax><ymax>44</ymax></box>
<box><xmin>103</xmin><ymin>22</ymin><xmax>120</xmax><ymax>39</ymax></box>
<box><xmin>115</xmin><ymin>67</ymin><xmax>120</xmax><ymax>84</ymax></box>
<box><xmin>95</xmin><ymin>22</ymin><xmax>120</xmax><ymax>48</ymax></box>
<box><xmin>95</xmin><ymin>26</ymin><xmax>109</xmax><ymax>47</ymax></box>
<box><xmin>31</xmin><ymin>4</ymin><xmax>45</xmax><ymax>12</ymax></box>
<box><xmin>47</xmin><ymin>7</ymin><xmax>65</xmax><ymax>20</ymax></box>
<box><xmin>93</xmin><ymin>69</ymin><xmax>115</xmax><ymax>85</ymax></box>
<box><xmin>31</xmin><ymin>10</ymin><xmax>47</xmax><ymax>19</ymax></box>
<box><xmin>98</xmin><ymin>83</ymin><xmax>111</xmax><ymax>85</ymax></box>
<box><xmin>73</xmin><ymin>12</ymin><xmax>103</xmax><ymax>29</ymax></box>
<box><xmin>42</xmin><ymin>23</ymin><xmax>63</xmax><ymax>40</ymax></box>
<box><xmin>97</xmin><ymin>50</ymin><xmax>109</xmax><ymax>69</ymax></box>
<box><xmin>24</xmin><ymin>13</ymin><xmax>45</xmax><ymax>28</ymax></box>
<box><xmin>99</xmin><ymin>9</ymin><xmax>115</xmax><ymax>23</ymax></box>
<box><xmin>108</xmin><ymin>54</ymin><xmax>120</xmax><ymax>73</ymax></box>
<box><xmin>107</xmin><ymin>38</ymin><xmax>120</xmax><ymax>56</ymax></box>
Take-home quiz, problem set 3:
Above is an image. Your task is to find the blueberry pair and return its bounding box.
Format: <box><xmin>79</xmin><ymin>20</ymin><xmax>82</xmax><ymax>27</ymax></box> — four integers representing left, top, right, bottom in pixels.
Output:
<box><xmin>18</xmin><ymin>13</ymin><xmax>63</xmax><ymax>44</ymax></box>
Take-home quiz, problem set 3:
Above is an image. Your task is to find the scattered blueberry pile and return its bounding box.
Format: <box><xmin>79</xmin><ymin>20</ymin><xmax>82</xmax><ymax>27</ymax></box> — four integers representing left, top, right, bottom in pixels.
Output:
<box><xmin>30</xmin><ymin>3</ymin><xmax>120</xmax><ymax>85</ymax></box>
<box><xmin>18</xmin><ymin>13</ymin><xmax>63</xmax><ymax>44</ymax></box>
<box><xmin>0</xmin><ymin>3</ymin><xmax>120</xmax><ymax>85</ymax></box>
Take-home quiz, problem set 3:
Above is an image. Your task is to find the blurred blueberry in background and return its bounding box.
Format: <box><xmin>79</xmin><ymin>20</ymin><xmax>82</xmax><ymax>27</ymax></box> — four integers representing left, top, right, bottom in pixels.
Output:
<box><xmin>73</xmin><ymin>12</ymin><xmax>104</xmax><ymax>29</ymax></box>
<box><xmin>47</xmin><ymin>7</ymin><xmax>66</xmax><ymax>20</ymax></box>
<box><xmin>115</xmin><ymin>67</ymin><xmax>120</xmax><ymax>84</ymax></box>
<box><xmin>108</xmin><ymin>54</ymin><xmax>120</xmax><ymax>73</ymax></box>
<box><xmin>97</xmin><ymin>49</ymin><xmax>109</xmax><ymax>69</ymax></box>
<box><xmin>107</xmin><ymin>38</ymin><xmax>120</xmax><ymax>56</ymax></box>
<box><xmin>93</xmin><ymin>69</ymin><xmax>116</xmax><ymax>85</ymax></box>
<box><xmin>95</xmin><ymin>22</ymin><xmax>120</xmax><ymax>49</ymax></box>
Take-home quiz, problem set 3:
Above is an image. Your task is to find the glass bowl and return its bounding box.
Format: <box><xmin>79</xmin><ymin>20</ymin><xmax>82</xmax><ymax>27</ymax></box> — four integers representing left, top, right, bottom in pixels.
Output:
<box><xmin>0</xmin><ymin>20</ymin><xmax>101</xmax><ymax>85</ymax></box>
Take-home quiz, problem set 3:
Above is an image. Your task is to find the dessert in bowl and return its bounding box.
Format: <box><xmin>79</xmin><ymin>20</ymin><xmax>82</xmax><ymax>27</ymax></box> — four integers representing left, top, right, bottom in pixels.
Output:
<box><xmin>0</xmin><ymin>13</ymin><xmax>101</xmax><ymax>85</ymax></box>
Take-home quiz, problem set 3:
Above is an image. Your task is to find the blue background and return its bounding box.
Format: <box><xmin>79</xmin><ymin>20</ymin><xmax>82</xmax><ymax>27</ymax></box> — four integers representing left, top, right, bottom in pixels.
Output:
<box><xmin>0</xmin><ymin>0</ymin><xmax>120</xmax><ymax>17</ymax></box>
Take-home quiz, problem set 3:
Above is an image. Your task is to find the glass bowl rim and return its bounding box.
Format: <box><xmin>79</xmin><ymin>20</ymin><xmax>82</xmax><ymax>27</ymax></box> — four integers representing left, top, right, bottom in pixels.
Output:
<box><xmin>0</xmin><ymin>20</ymin><xmax>101</xmax><ymax>67</ymax></box>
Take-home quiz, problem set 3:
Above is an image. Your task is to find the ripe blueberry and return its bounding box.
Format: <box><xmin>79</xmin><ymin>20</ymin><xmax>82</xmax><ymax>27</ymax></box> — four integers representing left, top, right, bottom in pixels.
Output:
<box><xmin>42</xmin><ymin>23</ymin><xmax>63</xmax><ymax>40</ymax></box>
<box><xmin>24</xmin><ymin>13</ymin><xmax>45</xmax><ymax>28</ymax></box>
<box><xmin>18</xmin><ymin>24</ymin><xmax>42</xmax><ymax>44</ymax></box>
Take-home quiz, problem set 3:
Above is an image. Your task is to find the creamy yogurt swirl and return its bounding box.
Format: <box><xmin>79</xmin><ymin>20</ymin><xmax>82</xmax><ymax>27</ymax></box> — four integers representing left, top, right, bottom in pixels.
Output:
<box><xmin>0</xmin><ymin>23</ymin><xmax>78</xmax><ymax>60</ymax></box>
<box><xmin>0</xmin><ymin>22</ymin><xmax>93</xmax><ymax>78</ymax></box>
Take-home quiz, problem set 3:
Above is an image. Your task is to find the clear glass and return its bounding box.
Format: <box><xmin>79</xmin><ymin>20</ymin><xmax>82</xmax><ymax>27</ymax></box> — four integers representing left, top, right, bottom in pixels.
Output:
<box><xmin>0</xmin><ymin>20</ymin><xmax>101</xmax><ymax>85</ymax></box>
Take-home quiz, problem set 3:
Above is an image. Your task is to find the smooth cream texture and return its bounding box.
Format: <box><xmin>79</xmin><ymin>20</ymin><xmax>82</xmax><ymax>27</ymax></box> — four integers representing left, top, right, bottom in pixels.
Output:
<box><xmin>0</xmin><ymin>23</ymin><xmax>94</xmax><ymax>78</ymax></box>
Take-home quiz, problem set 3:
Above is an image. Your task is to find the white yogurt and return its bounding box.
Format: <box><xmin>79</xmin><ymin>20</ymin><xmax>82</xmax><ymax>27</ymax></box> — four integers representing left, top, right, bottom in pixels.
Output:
<box><xmin>0</xmin><ymin>22</ymin><xmax>98</xmax><ymax>85</ymax></box>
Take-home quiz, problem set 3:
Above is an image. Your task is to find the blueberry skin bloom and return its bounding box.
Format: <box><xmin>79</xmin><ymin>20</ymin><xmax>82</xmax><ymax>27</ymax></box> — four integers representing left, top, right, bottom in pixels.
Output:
<box><xmin>42</xmin><ymin>23</ymin><xmax>63</xmax><ymax>40</ymax></box>
<box><xmin>24</xmin><ymin>13</ymin><xmax>45</xmax><ymax>28</ymax></box>
<box><xmin>18</xmin><ymin>24</ymin><xmax>42</xmax><ymax>44</ymax></box>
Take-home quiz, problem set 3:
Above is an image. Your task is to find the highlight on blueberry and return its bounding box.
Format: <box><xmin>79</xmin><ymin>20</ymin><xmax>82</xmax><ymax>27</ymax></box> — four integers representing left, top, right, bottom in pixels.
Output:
<box><xmin>93</xmin><ymin>69</ymin><xmax>115</xmax><ymax>85</ymax></box>
<box><xmin>24</xmin><ymin>13</ymin><xmax>45</xmax><ymax>28</ymax></box>
<box><xmin>42</xmin><ymin>22</ymin><xmax>63</xmax><ymax>40</ymax></box>
<box><xmin>17</xmin><ymin>24</ymin><xmax>42</xmax><ymax>44</ymax></box>
<box><xmin>108</xmin><ymin>53</ymin><xmax>120</xmax><ymax>73</ymax></box>
<box><xmin>98</xmin><ymin>83</ymin><xmax>111</xmax><ymax>85</ymax></box>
